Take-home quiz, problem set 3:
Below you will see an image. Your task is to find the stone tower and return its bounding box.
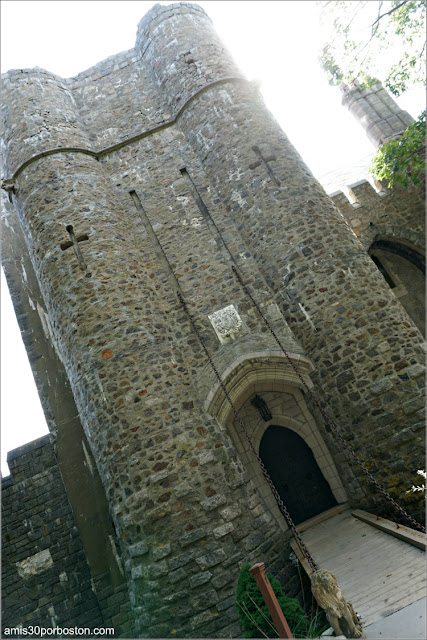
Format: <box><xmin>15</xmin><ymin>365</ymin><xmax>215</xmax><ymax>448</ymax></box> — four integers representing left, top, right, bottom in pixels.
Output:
<box><xmin>2</xmin><ymin>3</ymin><xmax>425</xmax><ymax>637</ymax></box>
<box><xmin>341</xmin><ymin>78</ymin><xmax>414</xmax><ymax>146</ymax></box>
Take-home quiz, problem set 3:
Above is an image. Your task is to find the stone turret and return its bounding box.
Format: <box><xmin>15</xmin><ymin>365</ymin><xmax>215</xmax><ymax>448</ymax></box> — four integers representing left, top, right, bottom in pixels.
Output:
<box><xmin>1</xmin><ymin>3</ymin><xmax>425</xmax><ymax>637</ymax></box>
<box><xmin>340</xmin><ymin>79</ymin><xmax>414</xmax><ymax>147</ymax></box>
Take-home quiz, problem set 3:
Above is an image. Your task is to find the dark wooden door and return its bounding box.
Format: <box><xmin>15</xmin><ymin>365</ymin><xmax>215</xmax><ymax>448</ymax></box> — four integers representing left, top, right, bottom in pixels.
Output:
<box><xmin>259</xmin><ymin>425</ymin><xmax>337</xmax><ymax>524</ymax></box>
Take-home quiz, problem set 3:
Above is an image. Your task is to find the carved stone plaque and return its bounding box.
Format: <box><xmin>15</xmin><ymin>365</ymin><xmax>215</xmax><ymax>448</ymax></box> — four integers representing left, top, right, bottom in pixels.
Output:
<box><xmin>208</xmin><ymin>304</ymin><xmax>244</xmax><ymax>344</ymax></box>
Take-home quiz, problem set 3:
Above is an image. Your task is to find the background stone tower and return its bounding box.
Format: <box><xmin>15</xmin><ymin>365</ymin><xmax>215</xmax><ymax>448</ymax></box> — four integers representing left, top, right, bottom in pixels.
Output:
<box><xmin>341</xmin><ymin>78</ymin><xmax>414</xmax><ymax>146</ymax></box>
<box><xmin>2</xmin><ymin>3</ymin><xmax>425</xmax><ymax>637</ymax></box>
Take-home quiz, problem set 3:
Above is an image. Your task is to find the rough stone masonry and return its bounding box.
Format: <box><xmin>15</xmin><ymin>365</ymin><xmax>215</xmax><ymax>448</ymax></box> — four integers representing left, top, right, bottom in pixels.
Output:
<box><xmin>1</xmin><ymin>3</ymin><xmax>425</xmax><ymax>638</ymax></box>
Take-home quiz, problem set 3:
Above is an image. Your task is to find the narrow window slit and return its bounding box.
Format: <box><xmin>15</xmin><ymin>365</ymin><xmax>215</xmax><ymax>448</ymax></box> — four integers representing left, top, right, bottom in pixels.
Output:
<box><xmin>61</xmin><ymin>224</ymin><xmax>88</xmax><ymax>271</ymax></box>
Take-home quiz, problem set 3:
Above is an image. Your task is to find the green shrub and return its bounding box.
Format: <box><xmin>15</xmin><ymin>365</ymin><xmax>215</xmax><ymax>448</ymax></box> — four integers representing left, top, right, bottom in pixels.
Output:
<box><xmin>235</xmin><ymin>564</ymin><xmax>307</xmax><ymax>638</ymax></box>
<box><xmin>370</xmin><ymin>110</ymin><xmax>426</xmax><ymax>188</ymax></box>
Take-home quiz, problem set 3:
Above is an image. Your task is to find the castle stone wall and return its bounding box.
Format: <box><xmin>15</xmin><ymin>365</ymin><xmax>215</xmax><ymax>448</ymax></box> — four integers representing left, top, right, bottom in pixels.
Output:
<box><xmin>2</xmin><ymin>436</ymin><xmax>133</xmax><ymax>637</ymax></box>
<box><xmin>1</xmin><ymin>437</ymin><xmax>106</xmax><ymax>634</ymax></box>
<box><xmin>330</xmin><ymin>178</ymin><xmax>425</xmax><ymax>252</ymax></box>
<box><xmin>330</xmin><ymin>178</ymin><xmax>425</xmax><ymax>335</ymax></box>
<box><xmin>143</xmin><ymin>6</ymin><xmax>425</xmax><ymax>515</ymax></box>
<box><xmin>1</xmin><ymin>187</ymin><xmax>134</xmax><ymax>633</ymax></box>
<box><xmin>69</xmin><ymin>49</ymin><xmax>169</xmax><ymax>149</ymax></box>
<box><xmin>1</xmin><ymin>3</ymin><xmax>425</xmax><ymax>637</ymax></box>
<box><xmin>2</xmin><ymin>16</ymin><xmax>304</xmax><ymax>634</ymax></box>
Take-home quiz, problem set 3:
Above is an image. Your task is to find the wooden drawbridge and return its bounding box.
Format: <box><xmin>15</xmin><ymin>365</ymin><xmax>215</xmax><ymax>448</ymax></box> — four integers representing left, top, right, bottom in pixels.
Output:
<box><xmin>291</xmin><ymin>506</ymin><xmax>426</xmax><ymax>631</ymax></box>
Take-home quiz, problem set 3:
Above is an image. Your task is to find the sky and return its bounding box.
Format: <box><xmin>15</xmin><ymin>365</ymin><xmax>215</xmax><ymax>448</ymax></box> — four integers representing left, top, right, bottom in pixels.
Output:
<box><xmin>1</xmin><ymin>1</ymin><xmax>425</xmax><ymax>475</ymax></box>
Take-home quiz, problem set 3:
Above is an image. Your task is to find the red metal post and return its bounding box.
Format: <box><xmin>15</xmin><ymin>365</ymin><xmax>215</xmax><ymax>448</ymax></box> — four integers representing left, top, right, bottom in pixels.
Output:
<box><xmin>249</xmin><ymin>562</ymin><xmax>294</xmax><ymax>639</ymax></box>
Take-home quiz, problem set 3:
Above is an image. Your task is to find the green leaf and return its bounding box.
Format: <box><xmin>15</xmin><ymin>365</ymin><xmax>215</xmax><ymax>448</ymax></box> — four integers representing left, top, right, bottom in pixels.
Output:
<box><xmin>318</xmin><ymin>1</ymin><xmax>426</xmax><ymax>95</ymax></box>
<box><xmin>370</xmin><ymin>110</ymin><xmax>426</xmax><ymax>188</ymax></box>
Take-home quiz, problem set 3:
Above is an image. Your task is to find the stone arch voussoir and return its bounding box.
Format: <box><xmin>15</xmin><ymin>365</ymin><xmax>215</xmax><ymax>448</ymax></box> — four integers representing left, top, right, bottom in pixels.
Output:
<box><xmin>204</xmin><ymin>350</ymin><xmax>314</xmax><ymax>426</ymax></box>
<box><xmin>360</xmin><ymin>224</ymin><xmax>425</xmax><ymax>256</ymax></box>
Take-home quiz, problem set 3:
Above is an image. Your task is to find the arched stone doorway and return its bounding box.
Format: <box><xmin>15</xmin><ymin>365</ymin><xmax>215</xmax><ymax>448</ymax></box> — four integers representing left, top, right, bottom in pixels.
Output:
<box><xmin>259</xmin><ymin>425</ymin><xmax>337</xmax><ymax>525</ymax></box>
<box><xmin>205</xmin><ymin>353</ymin><xmax>347</xmax><ymax>530</ymax></box>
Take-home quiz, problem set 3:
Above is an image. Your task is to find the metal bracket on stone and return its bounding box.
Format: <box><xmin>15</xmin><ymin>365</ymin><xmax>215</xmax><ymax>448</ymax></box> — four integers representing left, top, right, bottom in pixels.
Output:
<box><xmin>1</xmin><ymin>178</ymin><xmax>16</xmax><ymax>201</ymax></box>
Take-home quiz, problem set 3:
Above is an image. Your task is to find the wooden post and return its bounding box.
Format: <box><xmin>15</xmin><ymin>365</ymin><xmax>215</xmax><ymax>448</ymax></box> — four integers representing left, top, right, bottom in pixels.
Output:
<box><xmin>249</xmin><ymin>562</ymin><xmax>294</xmax><ymax>639</ymax></box>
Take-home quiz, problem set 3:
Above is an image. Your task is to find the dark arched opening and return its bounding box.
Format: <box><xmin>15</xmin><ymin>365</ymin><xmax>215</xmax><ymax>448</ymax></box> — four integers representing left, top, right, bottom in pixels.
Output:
<box><xmin>369</xmin><ymin>238</ymin><xmax>425</xmax><ymax>336</ymax></box>
<box><xmin>259</xmin><ymin>425</ymin><xmax>337</xmax><ymax>525</ymax></box>
<box><xmin>369</xmin><ymin>239</ymin><xmax>425</xmax><ymax>274</ymax></box>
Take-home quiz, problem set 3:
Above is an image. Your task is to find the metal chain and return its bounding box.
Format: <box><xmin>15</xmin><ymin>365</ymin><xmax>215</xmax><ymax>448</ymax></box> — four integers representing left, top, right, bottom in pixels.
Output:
<box><xmin>232</xmin><ymin>265</ymin><xmax>426</xmax><ymax>534</ymax></box>
<box><xmin>177</xmin><ymin>291</ymin><xmax>319</xmax><ymax>573</ymax></box>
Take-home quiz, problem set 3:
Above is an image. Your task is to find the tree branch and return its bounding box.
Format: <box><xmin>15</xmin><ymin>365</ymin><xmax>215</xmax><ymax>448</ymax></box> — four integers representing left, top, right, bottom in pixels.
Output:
<box><xmin>372</xmin><ymin>1</ymin><xmax>383</xmax><ymax>37</ymax></box>
<box><xmin>371</xmin><ymin>0</ymin><xmax>409</xmax><ymax>28</ymax></box>
<box><xmin>326</xmin><ymin>2</ymin><xmax>368</xmax><ymax>48</ymax></box>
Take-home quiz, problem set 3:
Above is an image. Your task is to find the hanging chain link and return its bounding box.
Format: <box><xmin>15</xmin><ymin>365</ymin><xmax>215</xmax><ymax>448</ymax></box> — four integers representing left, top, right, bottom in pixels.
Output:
<box><xmin>177</xmin><ymin>291</ymin><xmax>320</xmax><ymax>573</ymax></box>
<box><xmin>231</xmin><ymin>265</ymin><xmax>426</xmax><ymax>534</ymax></box>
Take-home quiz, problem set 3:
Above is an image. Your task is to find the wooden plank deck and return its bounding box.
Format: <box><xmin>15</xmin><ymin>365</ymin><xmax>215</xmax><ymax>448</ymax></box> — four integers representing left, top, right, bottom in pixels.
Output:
<box><xmin>291</xmin><ymin>510</ymin><xmax>426</xmax><ymax>628</ymax></box>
